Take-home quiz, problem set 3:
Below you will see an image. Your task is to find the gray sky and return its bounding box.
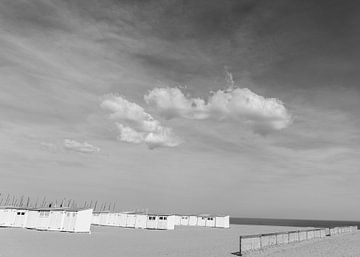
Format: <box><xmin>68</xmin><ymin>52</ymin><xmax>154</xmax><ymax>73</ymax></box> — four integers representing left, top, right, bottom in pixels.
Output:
<box><xmin>1</xmin><ymin>0</ymin><xmax>360</xmax><ymax>220</ymax></box>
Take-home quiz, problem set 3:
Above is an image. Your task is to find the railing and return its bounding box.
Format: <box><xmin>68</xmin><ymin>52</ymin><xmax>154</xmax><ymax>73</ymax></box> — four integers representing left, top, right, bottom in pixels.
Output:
<box><xmin>239</xmin><ymin>226</ymin><xmax>357</xmax><ymax>255</ymax></box>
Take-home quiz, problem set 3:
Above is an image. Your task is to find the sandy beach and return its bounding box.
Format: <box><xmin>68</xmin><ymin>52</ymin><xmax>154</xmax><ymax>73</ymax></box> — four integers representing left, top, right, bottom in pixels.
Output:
<box><xmin>0</xmin><ymin>225</ymin><xmax>358</xmax><ymax>257</ymax></box>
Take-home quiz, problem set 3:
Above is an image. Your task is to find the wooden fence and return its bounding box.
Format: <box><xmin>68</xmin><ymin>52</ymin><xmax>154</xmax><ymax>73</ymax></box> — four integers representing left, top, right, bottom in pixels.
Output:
<box><xmin>239</xmin><ymin>226</ymin><xmax>357</xmax><ymax>255</ymax></box>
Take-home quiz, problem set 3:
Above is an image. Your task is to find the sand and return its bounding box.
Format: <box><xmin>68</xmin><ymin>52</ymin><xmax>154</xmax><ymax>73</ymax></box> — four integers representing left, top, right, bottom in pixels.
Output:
<box><xmin>0</xmin><ymin>225</ymin><xmax>358</xmax><ymax>257</ymax></box>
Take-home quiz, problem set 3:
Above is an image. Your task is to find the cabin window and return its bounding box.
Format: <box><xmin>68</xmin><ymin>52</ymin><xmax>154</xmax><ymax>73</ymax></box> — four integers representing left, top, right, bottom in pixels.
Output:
<box><xmin>40</xmin><ymin>211</ymin><xmax>49</xmax><ymax>217</ymax></box>
<box><xmin>181</xmin><ymin>216</ymin><xmax>188</xmax><ymax>219</ymax></box>
<box><xmin>208</xmin><ymin>217</ymin><xmax>213</xmax><ymax>221</ymax></box>
<box><xmin>17</xmin><ymin>212</ymin><xmax>21</xmax><ymax>215</ymax></box>
<box><xmin>148</xmin><ymin>216</ymin><xmax>156</xmax><ymax>220</ymax></box>
<box><xmin>159</xmin><ymin>217</ymin><xmax>163</xmax><ymax>220</ymax></box>
<box><xmin>21</xmin><ymin>212</ymin><xmax>25</xmax><ymax>215</ymax></box>
<box><xmin>163</xmin><ymin>217</ymin><xmax>167</xmax><ymax>220</ymax></box>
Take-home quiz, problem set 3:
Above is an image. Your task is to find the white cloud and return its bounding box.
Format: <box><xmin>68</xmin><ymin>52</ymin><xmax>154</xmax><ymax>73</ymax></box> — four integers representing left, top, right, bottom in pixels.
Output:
<box><xmin>63</xmin><ymin>139</ymin><xmax>100</xmax><ymax>153</ymax></box>
<box><xmin>145</xmin><ymin>86</ymin><xmax>292</xmax><ymax>133</ymax></box>
<box><xmin>144</xmin><ymin>127</ymin><xmax>181</xmax><ymax>149</ymax></box>
<box><xmin>116</xmin><ymin>123</ymin><xmax>144</xmax><ymax>144</ymax></box>
<box><xmin>101</xmin><ymin>95</ymin><xmax>181</xmax><ymax>149</ymax></box>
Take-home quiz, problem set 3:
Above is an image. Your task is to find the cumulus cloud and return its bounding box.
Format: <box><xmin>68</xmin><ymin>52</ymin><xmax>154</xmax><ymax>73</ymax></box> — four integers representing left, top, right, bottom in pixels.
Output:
<box><xmin>144</xmin><ymin>86</ymin><xmax>292</xmax><ymax>133</ymax></box>
<box><xmin>101</xmin><ymin>95</ymin><xmax>181</xmax><ymax>149</ymax></box>
<box><xmin>63</xmin><ymin>139</ymin><xmax>100</xmax><ymax>153</ymax></box>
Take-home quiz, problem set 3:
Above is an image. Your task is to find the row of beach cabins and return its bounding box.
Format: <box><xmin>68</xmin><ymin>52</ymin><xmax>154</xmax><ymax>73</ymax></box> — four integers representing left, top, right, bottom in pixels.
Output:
<box><xmin>0</xmin><ymin>206</ymin><xmax>92</xmax><ymax>233</ymax></box>
<box><xmin>0</xmin><ymin>205</ymin><xmax>229</xmax><ymax>233</ymax></box>
<box><xmin>92</xmin><ymin>211</ymin><xmax>230</xmax><ymax>230</ymax></box>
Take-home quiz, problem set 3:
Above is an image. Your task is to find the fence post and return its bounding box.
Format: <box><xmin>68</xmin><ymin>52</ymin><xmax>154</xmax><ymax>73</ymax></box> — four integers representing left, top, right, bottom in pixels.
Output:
<box><xmin>239</xmin><ymin>236</ymin><xmax>242</xmax><ymax>256</ymax></box>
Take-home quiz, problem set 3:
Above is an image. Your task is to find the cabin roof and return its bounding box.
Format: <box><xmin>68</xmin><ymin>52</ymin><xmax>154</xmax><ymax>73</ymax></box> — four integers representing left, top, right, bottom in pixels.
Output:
<box><xmin>32</xmin><ymin>207</ymin><xmax>92</xmax><ymax>212</ymax></box>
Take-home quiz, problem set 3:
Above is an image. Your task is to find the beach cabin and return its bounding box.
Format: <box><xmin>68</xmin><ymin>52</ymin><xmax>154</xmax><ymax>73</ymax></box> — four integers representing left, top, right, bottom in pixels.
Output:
<box><xmin>36</xmin><ymin>209</ymin><xmax>51</xmax><ymax>230</ymax></box>
<box><xmin>156</xmin><ymin>214</ymin><xmax>175</xmax><ymax>230</ymax></box>
<box><xmin>135</xmin><ymin>213</ymin><xmax>147</xmax><ymax>229</ymax></box>
<box><xmin>13</xmin><ymin>209</ymin><xmax>29</xmax><ymax>228</ymax></box>
<box><xmin>215</xmin><ymin>215</ymin><xmax>230</xmax><ymax>228</ymax></box>
<box><xmin>34</xmin><ymin>207</ymin><xmax>66</xmax><ymax>231</ymax></box>
<box><xmin>61</xmin><ymin>208</ymin><xmax>92</xmax><ymax>233</ymax></box>
<box><xmin>48</xmin><ymin>209</ymin><xmax>66</xmax><ymax>231</ymax></box>
<box><xmin>205</xmin><ymin>216</ymin><xmax>216</xmax><ymax>227</ymax></box>
<box><xmin>125</xmin><ymin>212</ymin><xmax>136</xmax><ymax>228</ymax></box>
<box><xmin>188</xmin><ymin>215</ymin><xmax>198</xmax><ymax>226</ymax></box>
<box><xmin>173</xmin><ymin>215</ymin><xmax>181</xmax><ymax>226</ymax></box>
<box><xmin>116</xmin><ymin>212</ymin><xmax>128</xmax><ymax>227</ymax></box>
<box><xmin>91</xmin><ymin>212</ymin><xmax>100</xmax><ymax>225</ymax></box>
<box><xmin>146</xmin><ymin>215</ymin><xmax>158</xmax><ymax>229</ymax></box>
<box><xmin>107</xmin><ymin>212</ymin><xmax>117</xmax><ymax>226</ymax></box>
<box><xmin>197</xmin><ymin>216</ymin><xmax>207</xmax><ymax>226</ymax></box>
<box><xmin>180</xmin><ymin>215</ymin><xmax>190</xmax><ymax>226</ymax></box>
<box><xmin>25</xmin><ymin>209</ymin><xmax>39</xmax><ymax>229</ymax></box>
<box><xmin>98</xmin><ymin>211</ymin><xmax>110</xmax><ymax>226</ymax></box>
<box><xmin>0</xmin><ymin>206</ymin><xmax>17</xmax><ymax>227</ymax></box>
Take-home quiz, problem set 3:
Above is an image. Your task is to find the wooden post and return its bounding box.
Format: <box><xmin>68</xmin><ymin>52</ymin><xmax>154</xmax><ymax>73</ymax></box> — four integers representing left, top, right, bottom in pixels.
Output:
<box><xmin>239</xmin><ymin>236</ymin><xmax>242</xmax><ymax>256</ymax></box>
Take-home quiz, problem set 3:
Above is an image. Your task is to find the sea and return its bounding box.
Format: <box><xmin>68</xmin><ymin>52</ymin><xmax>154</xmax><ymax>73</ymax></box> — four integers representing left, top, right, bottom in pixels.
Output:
<box><xmin>230</xmin><ymin>217</ymin><xmax>360</xmax><ymax>228</ymax></box>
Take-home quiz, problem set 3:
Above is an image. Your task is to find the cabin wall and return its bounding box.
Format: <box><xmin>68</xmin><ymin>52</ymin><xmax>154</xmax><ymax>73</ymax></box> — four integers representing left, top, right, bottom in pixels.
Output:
<box><xmin>48</xmin><ymin>211</ymin><xmax>65</xmax><ymax>231</ymax></box>
<box><xmin>13</xmin><ymin>210</ymin><xmax>28</xmax><ymax>228</ymax></box>
<box><xmin>188</xmin><ymin>216</ymin><xmax>197</xmax><ymax>226</ymax></box>
<box><xmin>25</xmin><ymin>211</ymin><xmax>39</xmax><ymax>229</ymax></box>
<box><xmin>0</xmin><ymin>209</ymin><xmax>16</xmax><ymax>227</ymax></box>
<box><xmin>36</xmin><ymin>211</ymin><xmax>51</xmax><ymax>230</ymax></box>
<box><xmin>91</xmin><ymin>213</ymin><xmax>100</xmax><ymax>225</ymax></box>
<box><xmin>74</xmin><ymin>209</ymin><xmax>92</xmax><ymax>233</ymax></box>
<box><xmin>134</xmin><ymin>214</ymin><xmax>147</xmax><ymax>229</ymax></box>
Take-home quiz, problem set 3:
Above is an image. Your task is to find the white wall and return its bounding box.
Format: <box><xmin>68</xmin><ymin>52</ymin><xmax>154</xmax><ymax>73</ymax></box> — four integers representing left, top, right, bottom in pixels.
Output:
<box><xmin>73</xmin><ymin>209</ymin><xmax>92</xmax><ymax>233</ymax></box>
<box><xmin>48</xmin><ymin>211</ymin><xmax>65</xmax><ymax>231</ymax></box>
<box><xmin>205</xmin><ymin>217</ymin><xmax>215</xmax><ymax>227</ymax></box>
<box><xmin>135</xmin><ymin>214</ymin><xmax>147</xmax><ymax>229</ymax></box>
<box><xmin>36</xmin><ymin>211</ymin><xmax>51</xmax><ymax>230</ymax></box>
<box><xmin>146</xmin><ymin>215</ymin><xmax>158</xmax><ymax>229</ymax></box>
<box><xmin>25</xmin><ymin>211</ymin><xmax>39</xmax><ymax>229</ymax></box>
<box><xmin>180</xmin><ymin>216</ymin><xmax>189</xmax><ymax>226</ymax></box>
<box><xmin>197</xmin><ymin>216</ymin><xmax>207</xmax><ymax>226</ymax></box>
<box><xmin>13</xmin><ymin>209</ymin><xmax>28</xmax><ymax>228</ymax></box>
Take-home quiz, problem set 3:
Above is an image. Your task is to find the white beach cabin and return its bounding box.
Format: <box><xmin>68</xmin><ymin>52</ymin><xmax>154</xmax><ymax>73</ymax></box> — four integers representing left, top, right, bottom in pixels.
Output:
<box><xmin>205</xmin><ymin>216</ymin><xmax>216</xmax><ymax>227</ymax></box>
<box><xmin>98</xmin><ymin>211</ymin><xmax>110</xmax><ymax>226</ymax></box>
<box><xmin>197</xmin><ymin>216</ymin><xmax>207</xmax><ymax>227</ymax></box>
<box><xmin>25</xmin><ymin>209</ymin><xmax>40</xmax><ymax>229</ymax></box>
<box><xmin>155</xmin><ymin>214</ymin><xmax>175</xmax><ymax>230</ymax></box>
<box><xmin>91</xmin><ymin>212</ymin><xmax>101</xmax><ymax>225</ymax></box>
<box><xmin>179</xmin><ymin>215</ymin><xmax>190</xmax><ymax>226</ymax></box>
<box><xmin>135</xmin><ymin>213</ymin><xmax>147</xmax><ymax>229</ymax></box>
<box><xmin>188</xmin><ymin>215</ymin><xmax>198</xmax><ymax>226</ymax></box>
<box><xmin>125</xmin><ymin>212</ymin><xmax>137</xmax><ymax>228</ymax></box>
<box><xmin>0</xmin><ymin>206</ymin><xmax>17</xmax><ymax>227</ymax></box>
<box><xmin>215</xmin><ymin>215</ymin><xmax>230</xmax><ymax>228</ymax></box>
<box><xmin>146</xmin><ymin>214</ymin><xmax>158</xmax><ymax>229</ymax></box>
<box><xmin>173</xmin><ymin>215</ymin><xmax>181</xmax><ymax>226</ymax></box>
<box><xmin>116</xmin><ymin>212</ymin><xmax>128</xmax><ymax>227</ymax></box>
<box><xmin>62</xmin><ymin>208</ymin><xmax>93</xmax><ymax>233</ymax></box>
<box><xmin>13</xmin><ymin>208</ymin><xmax>29</xmax><ymax>228</ymax></box>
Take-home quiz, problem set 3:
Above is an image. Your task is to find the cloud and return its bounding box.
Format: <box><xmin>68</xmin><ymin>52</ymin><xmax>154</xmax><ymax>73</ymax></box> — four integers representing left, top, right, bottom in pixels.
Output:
<box><xmin>63</xmin><ymin>139</ymin><xmax>100</xmax><ymax>153</ymax></box>
<box><xmin>144</xmin><ymin>85</ymin><xmax>292</xmax><ymax>133</ymax></box>
<box><xmin>101</xmin><ymin>95</ymin><xmax>181</xmax><ymax>149</ymax></box>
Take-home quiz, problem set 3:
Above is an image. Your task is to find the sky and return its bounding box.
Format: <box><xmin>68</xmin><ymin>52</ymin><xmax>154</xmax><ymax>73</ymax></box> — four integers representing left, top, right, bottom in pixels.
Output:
<box><xmin>0</xmin><ymin>0</ymin><xmax>360</xmax><ymax>220</ymax></box>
